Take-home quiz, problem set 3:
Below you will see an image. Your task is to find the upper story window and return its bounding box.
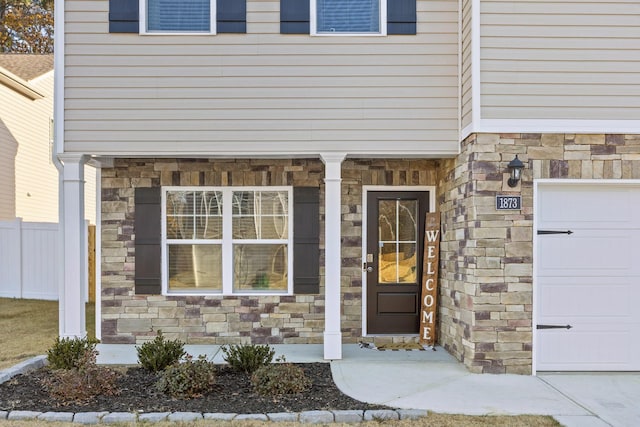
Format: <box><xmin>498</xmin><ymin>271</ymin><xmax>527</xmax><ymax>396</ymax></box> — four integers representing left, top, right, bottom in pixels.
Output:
<box><xmin>142</xmin><ymin>0</ymin><xmax>216</xmax><ymax>34</ymax></box>
<box><xmin>162</xmin><ymin>187</ymin><xmax>292</xmax><ymax>295</ymax></box>
<box><xmin>312</xmin><ymin>0</ymin><xmax>386</xmax><ymax>35</ymax></box>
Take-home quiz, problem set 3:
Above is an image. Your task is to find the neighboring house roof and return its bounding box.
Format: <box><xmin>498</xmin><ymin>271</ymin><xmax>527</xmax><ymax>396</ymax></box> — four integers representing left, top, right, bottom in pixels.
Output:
<box><xmin>0</xmin><ymin>54</ymin><xmax>53</xmax><ymax>81</ymax></box>
<box><xmin>0</xmin><ymin>54</ymin><xmax>53</xmax><ymax>100</ymax></box>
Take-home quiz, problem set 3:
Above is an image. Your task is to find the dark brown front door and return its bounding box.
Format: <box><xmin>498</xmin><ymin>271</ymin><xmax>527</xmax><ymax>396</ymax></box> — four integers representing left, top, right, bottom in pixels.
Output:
<box><xmin>366</xmin><ymin>191</ymin><xmax>429</xmax><ymax>334</ymax></box>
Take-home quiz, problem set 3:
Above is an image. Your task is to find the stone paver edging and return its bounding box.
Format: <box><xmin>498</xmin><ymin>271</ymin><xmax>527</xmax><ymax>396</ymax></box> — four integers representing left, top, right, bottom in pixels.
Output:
<box><xmin>0</xmin><ymin>409</ymin><xmax>429</xmax><ymax>424</ymax></box>
<box><xmin>0</xmin><ymin>355</ymin><xmax>46</xmax><ymax>384</ymax></box>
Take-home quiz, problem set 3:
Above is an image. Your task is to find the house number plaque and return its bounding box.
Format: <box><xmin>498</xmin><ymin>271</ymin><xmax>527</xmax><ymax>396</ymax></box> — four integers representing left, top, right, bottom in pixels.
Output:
<box><xmin>496</xmin><ymin>195</ymin><xmax>521</xmax><ymax>211</ymax></box>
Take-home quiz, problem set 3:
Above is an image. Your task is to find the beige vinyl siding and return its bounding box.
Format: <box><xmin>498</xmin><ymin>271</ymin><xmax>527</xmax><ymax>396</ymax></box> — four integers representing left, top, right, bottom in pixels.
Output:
<box><xmin>481</xmin><ymin>0</ymin><xmax>640</xmax><ymax>120</ymax></box>
<box><xmin>460</xmin><ymin>0</ymin><xmax>473</xmax><ymax>129</ymax></box>
<box><xmin>3</xmin><ymin>73</ymin><xmax>58</xmax><ymax>222</ymax></box>
<box><xmin>0</xmin><ymin>116</ymin><xmax>17</xmax><ymax>220</ymax></box>
<box><xmin>0</xmin><ymin>72</ymin><xmax>97</xmax><ymax>224</ymax></box>
<box><xmin>63</xmin><ymin>0</ymin><xmax>460</xmax><ymax>156</ymax></box>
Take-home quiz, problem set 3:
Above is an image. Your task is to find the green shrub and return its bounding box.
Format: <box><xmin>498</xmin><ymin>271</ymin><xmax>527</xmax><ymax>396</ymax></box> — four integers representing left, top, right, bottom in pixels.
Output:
<box><xmin>250</xmin><ymin>360</ymin><xmax>311</xmax><ymax>396</ymax></box>
<box><xmin>43</xmin><ymin>348</ymin><xmax>120</xmax><ymax>404</ymax></box>
<box><xmin>156</xmin><ymin>354</ymin><xmax>217</xmax><ymax>398</ymax></box>
<box><xmin>46</xmin><ymin>336</ymin><xmax>99</xmax><ymax>370</ymax></box>
<box><xmin>136</xmin><ymin>330</ymin><xmax>186</xmax><ymax>372</ymax></box>
<box><xmin>221</xmin><ymin>343</ymin><xmax>275</xmax><ymax>374</ymax></box>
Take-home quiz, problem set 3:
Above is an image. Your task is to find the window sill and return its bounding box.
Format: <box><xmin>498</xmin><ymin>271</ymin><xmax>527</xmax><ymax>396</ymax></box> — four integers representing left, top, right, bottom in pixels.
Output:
<box><xmin>311</xmin><ymin>32</ymin><xmax>386</xmax><ymax>36</ymax></box>
<box><xmin>139</xmin><ymin>31</ymin><xmax>217</xmax><ymax>36</ymax></box>
<box><xmin>164</xmin><ymin>291</ymin><xmax>293</xmax><ymax>297</ymax></box>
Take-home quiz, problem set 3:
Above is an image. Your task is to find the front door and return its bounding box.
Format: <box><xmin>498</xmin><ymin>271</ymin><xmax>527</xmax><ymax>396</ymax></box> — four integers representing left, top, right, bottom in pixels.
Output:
<box><xmin>366</xmin><ymin>191</ymin><xmax>429</xmax><ymax>334</ymax></box>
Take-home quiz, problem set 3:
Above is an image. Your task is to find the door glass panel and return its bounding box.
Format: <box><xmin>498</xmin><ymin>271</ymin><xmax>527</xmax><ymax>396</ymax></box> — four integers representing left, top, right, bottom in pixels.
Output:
<box><xmin>378</xmin><ymin>199</ymin><xmax>418</xmax><ymax>284</ymax></box>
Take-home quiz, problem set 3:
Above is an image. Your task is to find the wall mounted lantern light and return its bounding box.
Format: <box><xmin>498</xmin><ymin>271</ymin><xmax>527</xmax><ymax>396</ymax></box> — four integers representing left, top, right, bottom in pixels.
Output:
<box><xmin>507</xmin><ymin>155</ymin><xmax>524</xmax><ymax>188</ymax></box>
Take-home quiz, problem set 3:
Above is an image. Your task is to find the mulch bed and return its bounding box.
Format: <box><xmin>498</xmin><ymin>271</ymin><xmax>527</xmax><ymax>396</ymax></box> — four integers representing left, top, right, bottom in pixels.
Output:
<box><xmin>0</xmin><ymin>363</ymin><xmax>388</xmax><ymax>414</ymax></box>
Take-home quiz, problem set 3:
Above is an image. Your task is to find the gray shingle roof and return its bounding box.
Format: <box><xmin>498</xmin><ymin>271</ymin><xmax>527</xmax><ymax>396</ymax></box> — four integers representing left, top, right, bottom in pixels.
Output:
<box><xmin>0</xmin><ymin>54</ymin><xmax>54</xmax><ymax>81</ymax></box>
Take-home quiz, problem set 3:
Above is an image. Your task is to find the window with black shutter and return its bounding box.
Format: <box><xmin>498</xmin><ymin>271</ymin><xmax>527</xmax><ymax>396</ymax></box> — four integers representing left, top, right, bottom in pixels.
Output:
<box><xmin>109</xmin><ymin>0</ymin><xmax>246</xmax><ymax>34</ymax></box>
<box><xmin>134</xmin><ymin>186</ymin><xmax>320</xmax><ymax>295</ymax></box>
<box><xmin>280</xmin><ymin>0</ymin><xmax>416</xmax><ymax>35</ymax></box>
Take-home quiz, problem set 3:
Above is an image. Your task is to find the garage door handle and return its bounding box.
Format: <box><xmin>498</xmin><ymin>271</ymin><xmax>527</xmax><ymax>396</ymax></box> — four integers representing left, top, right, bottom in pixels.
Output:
<box><xmin>537</xmin><ymin>230</ymin><xmax>573</xmax><ymax>235</ymax></box>
<box><xmin>537</xmin><ymin>324</ymin><xmax>573</xmax><ymax>330</ymax></box>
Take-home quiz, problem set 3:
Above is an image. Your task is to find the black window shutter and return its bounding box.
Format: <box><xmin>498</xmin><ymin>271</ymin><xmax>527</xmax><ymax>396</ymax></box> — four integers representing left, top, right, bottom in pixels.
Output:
<box><xmin>388</xmin><ymin>0</ymin><xmax>416</xmax><ymax>35</ymax></box>
<box><xmin>135</xmin><ymin>187</ymin><xmax>162</xmax><ymax>295</ymax></box>
<box><xmin>109</xmin><ymin>0</ymin><xmax>139</xmax><ymax>33</ymax></box>
<box><xmin>280</xmin><ymin>0</ymin><xmax>310</xmax><ymax>34</ymax></box>
<box><xmin>293</xmin><ymin>187</ymin><xmax>320</xmax><ymax>294</ymax></box>
<box><xmin>217</xmin><ymin>0</ymin><xmax>247</xmax><ymax>33</ymax></box>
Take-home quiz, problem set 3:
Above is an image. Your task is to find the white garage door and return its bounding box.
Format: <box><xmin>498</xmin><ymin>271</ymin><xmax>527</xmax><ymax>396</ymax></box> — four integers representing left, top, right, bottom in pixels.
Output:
<box><xmin>536</xmin><ymin>182</ymin><xmax>640</xmax><ymax>371</ymax></box>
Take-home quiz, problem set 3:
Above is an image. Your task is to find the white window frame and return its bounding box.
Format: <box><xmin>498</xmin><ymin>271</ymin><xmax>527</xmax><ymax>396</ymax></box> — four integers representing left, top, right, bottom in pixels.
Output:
<box><xmin>161</xmin><ymin>186</ymin><xmax>293</xmax><ymax>296</ymax></box>
<box><xmin>140</xmin><ymin>0</ymin><xmax>217</xmax><ymax>35</ymax></box>
<box><xmin>311</xmin><ymin>0</ymin><xmax>387</xmax><ymax>36</ymax></box>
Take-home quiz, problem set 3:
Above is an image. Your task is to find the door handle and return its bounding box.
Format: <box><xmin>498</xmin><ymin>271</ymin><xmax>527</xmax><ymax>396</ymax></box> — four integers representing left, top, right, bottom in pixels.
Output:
<box><xmin>363</xmin><ymin>263</ymin><xmax>373</xmax><ymax>273</ymax></box>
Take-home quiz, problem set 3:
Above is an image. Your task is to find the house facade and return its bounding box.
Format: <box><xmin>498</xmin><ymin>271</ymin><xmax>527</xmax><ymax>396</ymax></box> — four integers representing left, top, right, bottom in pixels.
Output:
<box><xmin>57</xmin><ymin>0</ymin><xmax>640</xmax><ymax>374</ymax></box>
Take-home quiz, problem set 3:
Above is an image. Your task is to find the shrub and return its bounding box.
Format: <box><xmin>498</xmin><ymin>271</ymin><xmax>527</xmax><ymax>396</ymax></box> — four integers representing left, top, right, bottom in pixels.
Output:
<box><xmin>46</xmin><ymin>336</ymin><xmax>99</xmax><ymax>370</ymax></box>
<box><xmin>156</xmin><ymin>354</ymin><xmax>217</xmax><ymax>398</ymax></box>
<box><xmin>136</xmin><ymin>330</ymin><xmax>186</xmax><ymax>372</ymax></box>
<box><xmin>42</xmin><ymin>348</ymin><xmax>120</xmax><ymax>404</ymax></box>
<box><xmin>221</xmin><ymin>343</ymin><xmax>275</xmax><ymax>374</ymax></box>
<box><xmin>250</xmin><ymin>359</ymin><xmax>311</xmax><ymax>396</ymax></box>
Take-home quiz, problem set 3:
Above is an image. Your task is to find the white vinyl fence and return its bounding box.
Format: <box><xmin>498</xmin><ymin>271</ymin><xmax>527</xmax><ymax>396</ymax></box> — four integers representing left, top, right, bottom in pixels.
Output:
<box><xmin>0</xmin><ymin>219</ymin><xmax>61</xmax><ymax>300</ymax></box>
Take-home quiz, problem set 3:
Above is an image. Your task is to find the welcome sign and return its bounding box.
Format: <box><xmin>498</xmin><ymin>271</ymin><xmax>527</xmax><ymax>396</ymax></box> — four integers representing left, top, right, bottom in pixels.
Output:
<box><xmin>419</xmin><ymin>212</ymin><xmax>440</xmax><ymax>346</ymax></box>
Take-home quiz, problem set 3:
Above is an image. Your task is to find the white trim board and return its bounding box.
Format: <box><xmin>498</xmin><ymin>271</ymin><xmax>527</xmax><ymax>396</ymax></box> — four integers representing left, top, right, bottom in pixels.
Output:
<box><xmin>461</xmin><ymin>119</ymin><xmax>640</xmax><ymax>141</ymax></box>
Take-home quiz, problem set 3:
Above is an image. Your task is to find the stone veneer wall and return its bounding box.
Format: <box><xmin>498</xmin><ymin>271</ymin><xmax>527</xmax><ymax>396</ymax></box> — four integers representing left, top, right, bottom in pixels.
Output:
<box><xmin>438</xmin><ymin>133</ymin><xmax>640</xmax><ymax>374</ymax></box>
<box><xmin>342</xmin><ymin>159</ymin><xmax>440</xmax><ymax>346</ymax></box>
<box><xmin>101</xmin><ymin>159</ymin><xmax>325</xmax><ymax>344</ymax></box>
<box><xmin>101</xmin><ymin>158</ymin><xmax>441</xmax><ymax>345</ymax></box>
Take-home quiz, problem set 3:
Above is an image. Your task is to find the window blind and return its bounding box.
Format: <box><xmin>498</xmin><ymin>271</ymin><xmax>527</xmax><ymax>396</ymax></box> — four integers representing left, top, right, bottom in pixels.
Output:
<box><xmin>317</xmin><ymin>0</ymin><xmax>380</xmax><ymax>33</ymax></box>
<box><xmin>147</xmin><ymin>0</ymin><xmax>210</xmax><ymax>32</ymax></box>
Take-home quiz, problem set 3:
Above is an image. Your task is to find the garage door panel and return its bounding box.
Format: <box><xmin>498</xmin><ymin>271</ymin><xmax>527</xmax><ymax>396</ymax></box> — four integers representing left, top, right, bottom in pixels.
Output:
<box><xmin>538</xmin><ymin>278</ymin><xmax>633</xmax><ymax>318</ymax></box>
<box><xmin>538</xmin><ymin>231</ymin><xmax>639</xmax><ymax>276</ymax></box>
<box><xmin>538</xmin><ymin>185</ymin><xmax>640</xmax><ymax>229</ymax></box>
<box><xmin>537</xmin><ymin>331</ymin><xmax>631</xmax><ymax>371</ymax></box>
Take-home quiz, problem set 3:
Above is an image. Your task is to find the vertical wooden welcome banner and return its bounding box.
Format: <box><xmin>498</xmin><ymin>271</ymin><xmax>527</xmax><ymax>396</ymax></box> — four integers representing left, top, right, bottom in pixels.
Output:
<box><xmin>419</xmin><ymin>212</ymin><xmax>440</xmax><ymax>346</ymax></box>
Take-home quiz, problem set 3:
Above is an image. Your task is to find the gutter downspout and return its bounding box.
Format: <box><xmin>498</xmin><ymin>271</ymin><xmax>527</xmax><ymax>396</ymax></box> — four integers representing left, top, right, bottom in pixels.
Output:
<box><xmin>53</xmin><ymin>0</ymin><xmax>65</xmax><ymax>336</ymax></box>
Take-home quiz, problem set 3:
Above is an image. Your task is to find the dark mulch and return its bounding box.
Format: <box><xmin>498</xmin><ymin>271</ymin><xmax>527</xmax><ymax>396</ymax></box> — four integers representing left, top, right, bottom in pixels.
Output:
<box><xmin>0</xmin><ymin>363</ymin><xmax>388</xmax><ymax>414</ymax></box>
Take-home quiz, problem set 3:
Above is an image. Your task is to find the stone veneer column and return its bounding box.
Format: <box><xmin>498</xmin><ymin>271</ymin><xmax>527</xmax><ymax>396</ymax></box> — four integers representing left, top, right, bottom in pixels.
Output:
<box><xmin>439</xmin><ymin>133</ymin><xmax>640</xmax><ymax>374</ymax></box>
<box><xmin>59</xmin><ymin>153</ymin><xmax>87</xmax><ymax>338</ymax></box>
<box><xmin>321</xmin><ymin>153</ymin><xmax>346</xmax><ymax>360</ymax></box>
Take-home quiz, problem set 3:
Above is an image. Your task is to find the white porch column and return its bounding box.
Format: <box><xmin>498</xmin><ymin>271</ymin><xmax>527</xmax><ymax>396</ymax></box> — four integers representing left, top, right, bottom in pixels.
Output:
<box><xmin>320</xmin><ymin>153</ymin><xmax>346</xmax><ymax>360</ymax></box>
<box><xmin>59</xmin><ymin>153</ymin><xmax>87</xmax><ymax>338</ymax></box>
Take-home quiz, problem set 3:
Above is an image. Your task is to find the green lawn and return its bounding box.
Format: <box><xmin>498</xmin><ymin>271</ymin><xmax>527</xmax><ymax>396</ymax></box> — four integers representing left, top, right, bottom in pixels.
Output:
<box><xmin>0</xmin><ymin>298</ymin><xmax>95</xmax><ymax>370</ymax></box>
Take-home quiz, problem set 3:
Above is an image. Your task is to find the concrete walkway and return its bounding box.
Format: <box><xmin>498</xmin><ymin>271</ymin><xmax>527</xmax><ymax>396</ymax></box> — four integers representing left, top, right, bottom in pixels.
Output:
<box><xmin>332</xmin><ymin>345</ymin><xmax>640</xmax><ymax>427</ymax></box>
<box><xmin>2</xmin><ymin>344</ymin><xmax>639</xmax><ymax>426</ymax></box>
